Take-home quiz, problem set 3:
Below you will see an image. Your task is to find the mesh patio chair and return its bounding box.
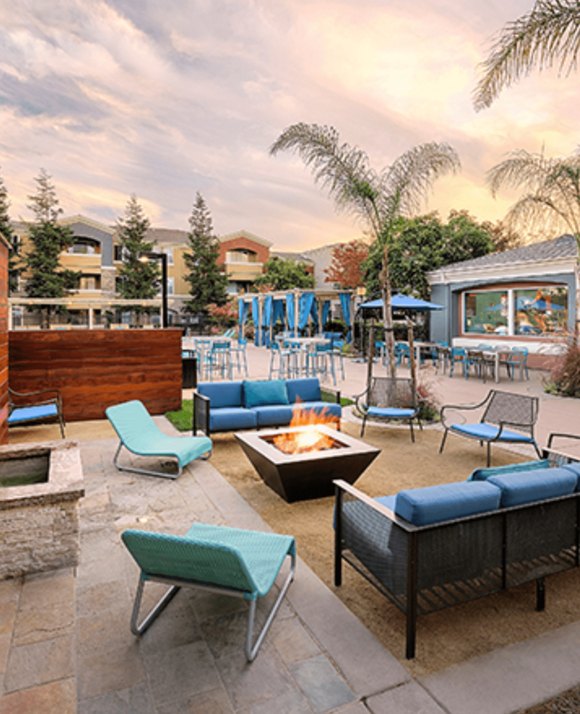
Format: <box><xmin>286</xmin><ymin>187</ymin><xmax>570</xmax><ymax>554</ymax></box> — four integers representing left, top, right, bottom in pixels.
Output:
<box><xmin>8</xmin><ymin>387</ymin><xmax>66</xmax><ymax>438</ymax></box>
<box><xmin>439</xmin><ymin>389</ymin><xmax>541</xmax><ymax>466</ymax></box>
<box><xmin>356</xmin><ymin>377</ymin><xmax>422</xmax><ymax>441</ymax></box>
<box><xmin>122</xmin><ymin>523</ymin><xmax>296</xmax><ymax>662</ymax></box>
<box><xmin>106</xmin><ymin>400</ymin><xmax>212</xmax><ymax>479</ymax></box>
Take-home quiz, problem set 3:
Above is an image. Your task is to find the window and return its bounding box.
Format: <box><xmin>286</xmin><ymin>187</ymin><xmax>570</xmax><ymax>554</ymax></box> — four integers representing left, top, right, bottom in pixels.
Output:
<box><xmin>514</xmin><ymin>287</ymin><xmax>568</xmax><ymax>335</ymax></box>
<box><xmin>68</xmin><ymin>238</ymin><xmax>100</xmax><ymax>255</ymax></box>
<box><xmin>167</xmin><ymin>277</ymin><xmax>174</xmax><ymax>295</ymax></box>
<box><xmin>78</xmin><ymin>274</ymin><xmax>101</xmax><ymax>291</ymax></box>
<box><xmin>114</xmin><ymin>245</ymin><xmax>128</xmax><ymax>262</ymax></box>
<box><xmin>463</xmin><ymin>285</ymin><xmax>568</xmax><ymax>337</ymax></box>
<box><xmin>464</xmin><ymin>291</ymin><xmax>508</xmax><ymax>335</ymax></box>
<box><xmin>225</xmin><ymin>249</ymin><xmax>257</xmax><ymax>263</ymax></box>
<box><xmin>165</xmin><ymin>248</ymin><xmax>174</xmax><ymax>265</ymax></box>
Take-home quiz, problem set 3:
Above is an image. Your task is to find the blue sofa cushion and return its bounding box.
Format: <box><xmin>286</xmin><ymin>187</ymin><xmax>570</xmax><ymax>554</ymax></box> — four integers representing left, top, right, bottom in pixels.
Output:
<box><xmin>286</xmin><ymin>378</ymin><xmax>321</xmax><ymax>404</ymax></box>
<box><xmin>209</xmin><ymin>407</ymin><xmax>257</xmax><ymax>432</ymax></box>
<box><xmin>469</xmin><ymin>459</ymin><xmax>550</xmax><ymax>482</ymax></box>
<box><xmin>376</xmin><ymin>495</ymin><xmax>396</xmax><ymax>511</ymax></box>
<box><xmin>395</xmin><ymin>481</ymin><xmax>501</xmax><ymax>526</ymax></box>
<box><xmin>294</xmin><ymin>402</ymin><xmax>341</xmax><ymax>419</ymax></box>
<box><xmin>8</xmin><ymin>405</ymin><xmax>58</xmax><ymax>423</ymax></box>
<box><xmin>562</xmin><ymin>461</ymin><xmax>580</xmax><ymax>483</ymax></box>
<box><xmin>367</xmin><ymin>407</ymin><xmax>415</xmax><ymax>419</ymax></box>
<box><xmin>451</xmin><ymin>422</ymin><xmax>533</xmax><ymax>443</ymax></box>
<box><xmin>487</xmin><ymin>467</ymin><xmax>577</xmax><ymax>507</ymax></box>
<box><xmin>243</xmin><ymin>380</ymin><xmax>289</xmax><ymax>409</ymax></box>
<box><xmin>253</xmin><ymin>405</ymin><xmax>294</xmax><ymax>427</ymax></box>
<box><xmin>198</xmin><ymin>382</ymin><xmax>244</xmax><ymax>409</ymax></box>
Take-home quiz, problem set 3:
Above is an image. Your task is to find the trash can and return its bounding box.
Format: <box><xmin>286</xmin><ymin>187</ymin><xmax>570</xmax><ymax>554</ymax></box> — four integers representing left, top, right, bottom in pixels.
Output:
<box><xmin>182</xmin><ymin>351</ymin><xmax>197</xmax><ymax>389</ymax></box>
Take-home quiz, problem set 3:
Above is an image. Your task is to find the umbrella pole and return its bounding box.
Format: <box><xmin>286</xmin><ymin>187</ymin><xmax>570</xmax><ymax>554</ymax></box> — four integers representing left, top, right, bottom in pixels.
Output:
<box><xmin>406</xmin><ymin>316</ymin><xmax>417</xmax><ymax>394</ymax></box>
<box><xmin>366</xmin><ymin>320</ymin><xmax>375</xmax><ymax>390</ymax></box>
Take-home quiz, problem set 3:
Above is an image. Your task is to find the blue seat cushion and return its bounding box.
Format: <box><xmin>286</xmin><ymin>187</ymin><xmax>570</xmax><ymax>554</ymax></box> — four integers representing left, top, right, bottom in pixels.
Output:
<box><xmin>562</xmin><ymin>461</ymin><xmax>580</xmax><ymax>483</ymax></box>
<box><xmin>376</xmin><ymin>495</ymin><xmax>396</xmax><ymax>511</ymax></box>
<box><xmin>9</xmin><ymin>405</ymin><xmax>58</xmax><ymax>424</ymax></box>
<box><xmin>209</xmin><ymin>407</ymin><xmax>257</xmax><ymax>432</ymax></box>
<box><xmin>395</xmin><ymin>481</ymin><xmax>501</xmax><ymax>526</ymax></box>
<box><xmin>198</xmin><ymin>382</ymin><xmax>244</xmax><ymax>409</ymax></box>
<box><xmin>294</xmin><ymin>402</ymin><xmax>341</xmax><ymax>419</ymax></box>
<box><xmin>487</xmin><ymin>467</ymin><xmax>578</xmax><ymax>507</ymax></box>
<box><xmin>243</xmin><ymin>380</ymin><xmax>289</xmax><ymax>409</ymax></box>
<box><xmin>286</xmin><ymin>378</ymin><xmax>321</xmax><ymax>404</ymax></box>
<box><xmin>253</xmin><ymin>405</ymin><xmax>294</xmax><ymax>427</ymax></box>
<box><xmin>469</xmin><ymin>459</ymin><xmax>550</xmax><ymax>482</ymax></box>
<box><xmin>451</xmin><ymin>422</ymin><xmax>534</xmax><ymax>443</ymax></box>
<box><xmin>367</xmin><ymin>407</ymin><xmax>415</xmax><ymax>419</ymax></box>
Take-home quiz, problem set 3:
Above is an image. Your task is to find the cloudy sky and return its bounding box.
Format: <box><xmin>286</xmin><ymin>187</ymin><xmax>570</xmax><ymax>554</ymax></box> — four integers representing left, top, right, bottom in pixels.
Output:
<box><xmin>0</xmin><ymin>0</ymin><xmax>578</xmax><ymax>249</ymax></box>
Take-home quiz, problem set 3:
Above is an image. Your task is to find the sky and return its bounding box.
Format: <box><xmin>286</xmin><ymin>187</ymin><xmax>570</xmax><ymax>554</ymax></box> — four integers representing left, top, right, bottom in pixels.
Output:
<box><xmin>0</xmin><ymin>0</ymin><xmax>578</xmax><ymax>250</ymax></box>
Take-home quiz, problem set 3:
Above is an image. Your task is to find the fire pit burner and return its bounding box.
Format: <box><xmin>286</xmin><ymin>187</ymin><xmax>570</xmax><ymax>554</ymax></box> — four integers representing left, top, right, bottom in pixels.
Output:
<box><xmin>236</xmin><ymin>426</ymin><xmax>380</xmax><ymax>502</ymax></box>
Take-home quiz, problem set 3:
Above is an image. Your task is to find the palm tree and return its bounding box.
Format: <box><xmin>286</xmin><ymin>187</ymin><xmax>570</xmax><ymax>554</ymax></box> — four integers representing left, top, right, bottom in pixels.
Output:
<box><xmin>270</xmin><ymin>123</ymin><xmax>460</xmax><ymax>375</ymax></box>
<box><xmin>474</xmin><ymin>0</ymin><xmax>580</xmax><ymax>110</ymax></box>
<box><xmin>488</xmin><ymin>147</ymin><xmax>580</xmax><ymax>334</ymax></box>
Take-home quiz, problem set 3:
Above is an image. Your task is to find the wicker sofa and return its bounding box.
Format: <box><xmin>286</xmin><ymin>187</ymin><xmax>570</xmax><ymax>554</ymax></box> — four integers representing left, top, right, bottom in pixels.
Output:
<box><xmin>334</xmin><ymin>451</ymin><xmax>580</xmax><ymax>659</ymax></box>
<box><xmin>193</xmin><ymin>378</ymin><xmax>341</xmax><ymax>436</ymax></box>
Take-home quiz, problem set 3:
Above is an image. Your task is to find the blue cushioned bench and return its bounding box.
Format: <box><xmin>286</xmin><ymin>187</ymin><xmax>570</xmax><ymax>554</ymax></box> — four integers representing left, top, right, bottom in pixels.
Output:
<box><xmin>334</xmin><ymin>454</ymin><xmax>580</xmax><ymax>659</ymax></box>
<box><xmin>193</xmin><ymin>378</ymin><xmax>341</xmax><ymax>436</ymax></box>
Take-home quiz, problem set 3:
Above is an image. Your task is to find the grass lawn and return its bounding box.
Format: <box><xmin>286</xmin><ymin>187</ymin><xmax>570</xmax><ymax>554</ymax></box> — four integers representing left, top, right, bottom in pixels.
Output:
<box><xmin>166</xmin><ymin>391</ymin><xmax>354</xmax><ymax>432</ymax></box>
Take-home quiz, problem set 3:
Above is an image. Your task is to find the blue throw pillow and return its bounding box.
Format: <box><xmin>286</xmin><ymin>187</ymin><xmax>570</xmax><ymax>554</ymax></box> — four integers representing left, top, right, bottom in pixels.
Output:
<box><xmin>244</xmin><ymin>380</ymin><xmax>290</xmax><ymax>409</ymax></box>
<box><xmin>468</xmin><ymin>459</ymin><xmax>550</xmax><ymax>482</ymax></box>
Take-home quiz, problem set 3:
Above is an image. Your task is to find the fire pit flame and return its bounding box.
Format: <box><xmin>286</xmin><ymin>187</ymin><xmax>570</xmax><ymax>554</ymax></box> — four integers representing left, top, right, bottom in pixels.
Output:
<box><xmin>272</xmin><ymin>402</ymin><xmax>337</xmax><ymax>455</ymax></box>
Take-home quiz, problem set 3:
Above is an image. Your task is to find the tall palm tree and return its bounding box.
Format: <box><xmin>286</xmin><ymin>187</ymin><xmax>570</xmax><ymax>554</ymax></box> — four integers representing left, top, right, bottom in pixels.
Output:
<box><xmin>488</xmin><ymin>147</ymin><xmax>580</xmax><ymax>334</ymax></box>
<box><xmin>474</xmin><ymin>0</ymin><xmax>580</xmax><ymax>110</ymax></box>
<box><xmin>270</xmin><ymin>123</ymin><xmax>460</xmax><ymax>375</ymax></box>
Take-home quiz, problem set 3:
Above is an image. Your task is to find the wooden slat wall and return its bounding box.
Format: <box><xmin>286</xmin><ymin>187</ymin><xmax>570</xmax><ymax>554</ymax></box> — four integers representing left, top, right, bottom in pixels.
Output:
<box><xmin>9</xmin><ymin>329</ymin><xmax>182</xmax><ymax>422</ymax></box>
<box><xmin>0</xmin><ymin>243</ymin><xmax>8</xmax><ymax>444</ymax></box>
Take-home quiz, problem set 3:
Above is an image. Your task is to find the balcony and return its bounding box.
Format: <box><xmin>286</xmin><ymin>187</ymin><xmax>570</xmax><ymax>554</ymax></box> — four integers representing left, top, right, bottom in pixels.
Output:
<box><xmin>224</xmin><ymin>261</ymin><xmax>263</xmax><ymax>282</ymax></box>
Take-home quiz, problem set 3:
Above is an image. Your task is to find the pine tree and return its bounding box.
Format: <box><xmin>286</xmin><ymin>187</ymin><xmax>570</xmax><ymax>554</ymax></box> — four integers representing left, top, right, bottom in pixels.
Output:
<box><xmin>183</xmin><ymin>193</ymin><xmax>228</xmax><ymax>315</ymax></box>
<box><xmin>0</xmin><ymin>171</ymin><xmax>18</xmax><ymax>294</ymax></box>
<box><xmin>115</xmin><ymin>195</ymin><xmax>159</xmax><ymax>324</ymax></box>
<box><xmin>25</xmin><ymin>170</ymin><xmax>78</xmax><ymax>328</ymax></box>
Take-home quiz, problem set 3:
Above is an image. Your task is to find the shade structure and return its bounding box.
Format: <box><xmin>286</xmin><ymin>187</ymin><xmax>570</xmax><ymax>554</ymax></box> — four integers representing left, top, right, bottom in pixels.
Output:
<box><xmin>360</xmin><ymin>293</ymin><xmax>444</xmax><ymax>312</ymax></box>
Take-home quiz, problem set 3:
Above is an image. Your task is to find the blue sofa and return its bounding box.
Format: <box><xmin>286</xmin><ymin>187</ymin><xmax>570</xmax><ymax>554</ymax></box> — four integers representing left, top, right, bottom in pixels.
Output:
<box><xmin>334</xmin><ymin>455</ymin><xmax>580</xmax><ymax>659</ymax></box>
<box><xmin>193</xmin><ymin>378</ymin><xmax>341</xmax><ymax>435</ymax></box>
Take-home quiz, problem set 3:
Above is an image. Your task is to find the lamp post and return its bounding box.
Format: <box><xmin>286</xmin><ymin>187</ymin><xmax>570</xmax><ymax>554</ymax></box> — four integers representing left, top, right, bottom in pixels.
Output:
<box><xmin>140</xmin><ymin>251</ymin><xmax>168</xmax><ymax>328</ymax></box>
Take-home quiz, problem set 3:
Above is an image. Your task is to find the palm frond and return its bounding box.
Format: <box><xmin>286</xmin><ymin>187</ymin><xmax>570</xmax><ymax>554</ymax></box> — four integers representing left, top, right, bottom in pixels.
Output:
<box><xmin>488</xmin><ymin>148</ymin><xmax>580</xmax><ymax>237</ymax></box>
<box><xmin>270</xmin><ymin>123</ymin><xmax>382</xmax><ymax>236</ymax></box>
<box><xmin>378</xmin><ymin>142</ymin><xmax>461</xmax><ymax>219</ymax></box>
<box><xmin>474</xmin><ymin>0</ymin><xmax>580</xmax><ymax>110</ymax></box>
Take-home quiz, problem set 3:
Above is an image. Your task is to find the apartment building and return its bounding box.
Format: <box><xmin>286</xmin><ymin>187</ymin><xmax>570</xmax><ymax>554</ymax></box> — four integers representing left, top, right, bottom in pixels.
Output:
<box><xmin>10</xmin><ymin>216</ymin><xmax>274</xmax><ymax>327</ymax></box>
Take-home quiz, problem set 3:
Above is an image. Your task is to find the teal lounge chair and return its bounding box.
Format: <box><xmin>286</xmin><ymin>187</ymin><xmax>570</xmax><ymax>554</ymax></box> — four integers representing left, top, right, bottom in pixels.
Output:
<box><xmin>122</xmin><ymin>523</ymin><xmax>296</xmax><ymax>661</ymax></box>
<box><xmin>106</xmin><ymin>400</ymin><xmax>212</xmax><ymax>479</ymax></box>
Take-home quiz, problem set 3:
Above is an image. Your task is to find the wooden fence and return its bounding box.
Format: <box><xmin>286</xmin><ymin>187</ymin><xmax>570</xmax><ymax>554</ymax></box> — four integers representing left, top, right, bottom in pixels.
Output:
<box><xmin>9</xmin><ymin>329</ymin><xmax>182</xmax><ymax>422</ymax></box>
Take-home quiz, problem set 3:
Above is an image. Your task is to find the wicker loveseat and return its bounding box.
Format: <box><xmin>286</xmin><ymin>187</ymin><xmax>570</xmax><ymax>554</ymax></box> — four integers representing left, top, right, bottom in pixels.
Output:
<box><xmin>334</xmin><ymin>452</ymin><xmax>580</xmax><ymax>659</ymax></box>
<box><xmin>193</xmin><ymin>378</ymin><xmax>341</xmax><ymax>436</ymax></box>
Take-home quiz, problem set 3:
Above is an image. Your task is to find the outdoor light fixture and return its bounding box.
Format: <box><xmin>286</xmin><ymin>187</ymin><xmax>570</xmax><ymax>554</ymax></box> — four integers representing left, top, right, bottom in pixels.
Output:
<box><xmin>140</xmin><ymin>252</ymin><xmax>168</xmax><ymax>328</ymax></box>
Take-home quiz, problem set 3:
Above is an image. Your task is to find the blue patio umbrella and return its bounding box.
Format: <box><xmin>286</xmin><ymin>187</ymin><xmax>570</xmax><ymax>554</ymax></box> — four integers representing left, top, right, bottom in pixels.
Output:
<box><xmin>359</xmin><ymin>293</ymin><xmax>444</xmax><ymax>311</ymax></box>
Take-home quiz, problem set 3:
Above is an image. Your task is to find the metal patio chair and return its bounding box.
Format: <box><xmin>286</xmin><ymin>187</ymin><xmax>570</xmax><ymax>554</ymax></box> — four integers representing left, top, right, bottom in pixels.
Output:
<box><xmin>439</xmin><ymin>389</ymin><xmax>541</xmax><ymax>466</ymax></box>
<box><xmin>356</xmin><ymin>377</ymin><xmax>422</xmax><ymax>441</ymax></box>
<box><xmin>8</xmin><ymin>387</ymin><xmax>66</xmax><ymax>438</ymax></box>
<box><xmin>122</xmin><ymin>523</ymin><xmax>296</xmax><ymax>662</ymax></box>
<box><xmin>106</xmin><ymin>400</ymin><xmax>212</xmax><ymax>479</ymax></box>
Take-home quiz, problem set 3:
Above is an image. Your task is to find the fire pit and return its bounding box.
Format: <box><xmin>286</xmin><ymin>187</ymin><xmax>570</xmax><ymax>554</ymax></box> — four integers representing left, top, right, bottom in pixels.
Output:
<box><xmin>235</xmin><ymin>425</ymin><xmax>380</xmax><ymax>502</ymax></box>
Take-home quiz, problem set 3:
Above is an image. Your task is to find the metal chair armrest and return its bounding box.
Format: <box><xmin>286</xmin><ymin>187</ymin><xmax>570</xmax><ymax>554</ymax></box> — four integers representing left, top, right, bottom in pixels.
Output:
<box><xmin>193</xmin><ymin>391</ymin><xmax>210</xmax><ymax>435</ymax></box>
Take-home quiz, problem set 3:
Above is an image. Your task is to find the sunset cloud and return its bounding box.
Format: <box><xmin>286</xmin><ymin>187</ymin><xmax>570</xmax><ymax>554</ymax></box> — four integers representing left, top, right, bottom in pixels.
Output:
<box><xmin>0</xmin><ymin>0</ymin><xmax>578</xmax><ymax>248</ymax></box>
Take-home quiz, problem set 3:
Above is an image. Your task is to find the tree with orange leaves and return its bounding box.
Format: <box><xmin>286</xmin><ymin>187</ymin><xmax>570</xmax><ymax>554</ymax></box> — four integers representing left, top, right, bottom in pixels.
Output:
<box><xmin>324</xmin><ymin>240</ymin><xmax>369</xmax><ymax>289</ymax></box>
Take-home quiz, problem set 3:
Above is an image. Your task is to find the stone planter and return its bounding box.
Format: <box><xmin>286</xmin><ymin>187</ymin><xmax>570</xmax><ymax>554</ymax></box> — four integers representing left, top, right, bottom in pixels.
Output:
<box><xmin>0</xmin><ymin>441</ymin><xmax>84</xmax><ymax>579</ymax></box>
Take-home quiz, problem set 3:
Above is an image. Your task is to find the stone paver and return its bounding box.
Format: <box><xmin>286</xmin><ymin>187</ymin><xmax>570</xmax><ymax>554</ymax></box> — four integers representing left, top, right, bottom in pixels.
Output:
<box><xmin>0</xmin><ymin>677</ymin><xmax>76</xmax><ymax>714</ymax></box>
<box><xmin>289</xmin><ymin>654</ymin><xmax>356</xmax><ymax>712</ymax></box>
<box><xmin>367</xmin><ymin>681</ymin><xmax>448</xmax><ymax>713</ymax></box>
<box><xmin>421</xmin><ymin>620</ymin><xmax>580</xmax><ymax>714</ymax></box>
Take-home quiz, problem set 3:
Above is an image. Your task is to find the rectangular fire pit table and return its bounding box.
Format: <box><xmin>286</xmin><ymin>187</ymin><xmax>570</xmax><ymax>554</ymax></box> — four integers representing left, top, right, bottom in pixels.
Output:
<box><xmin>235</xmin><ymin>426</ymin><xmax>380</xmax><ymax>502</ymax></box>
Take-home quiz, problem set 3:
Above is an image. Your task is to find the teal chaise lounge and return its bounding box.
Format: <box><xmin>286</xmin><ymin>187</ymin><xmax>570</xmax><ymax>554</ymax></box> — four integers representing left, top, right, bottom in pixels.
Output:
<box><xmin>106</xmin><ymin>400</ymin><xmax>212</xmax><ymax>479</ymax></box>
<box><xmin>122</xmin><ymin>523</ymin><xmax>296</xmax><ymax>661</ymax></box>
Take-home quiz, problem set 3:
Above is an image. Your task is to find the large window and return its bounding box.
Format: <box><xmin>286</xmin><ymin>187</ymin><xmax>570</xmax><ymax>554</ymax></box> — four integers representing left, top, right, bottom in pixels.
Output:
<box><xmin>464</xmin><ymin>291</ymin><xmax>508</xmax><ymax>335</ymax></box>
<box><xmin>78</xmin><ymin>274</ymin><xmax>101</xmax><ymax>291</ymax></box>
<box><xmin>463</xmin><ymin>286</ymin><xmax>568</xmax><ymax>336</ymax></box>
<box><xmin>68</xmin><ymin>238</ymin><xmax>100</xmax><ymax>255</ymax></box>
<box><xmin>515</xmin><ymin>287</ymin><xmax>568</xmax><ymax>335</ymax></box>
